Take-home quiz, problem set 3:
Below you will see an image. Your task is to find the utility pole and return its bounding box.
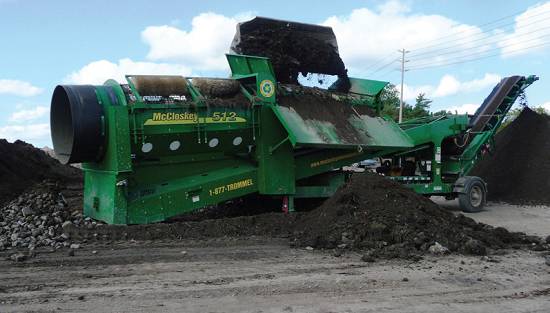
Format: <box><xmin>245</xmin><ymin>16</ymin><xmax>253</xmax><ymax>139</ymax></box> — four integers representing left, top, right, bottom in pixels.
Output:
<box><xmin>398</xmin><ymin>49</ymin><xmax>409</xmax><ymax>123</ymax></box>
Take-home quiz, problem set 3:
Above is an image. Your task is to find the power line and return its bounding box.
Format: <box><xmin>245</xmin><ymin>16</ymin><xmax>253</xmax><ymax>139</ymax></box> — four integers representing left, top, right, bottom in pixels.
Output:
<box><xmin>408</xmin><ymin>6</ymin><xmax>550</xmax><ymax>54</ymax></box>
<box><xmin>409</xmin><ymin>13</ymin><xmax>550</xmax><ymax>60</ymax></box>
<box><xmin>368</xmin><ymin>58</ymin><xmax>399</xmax><ymax>75</ymax></box>
<box><xmin>407</xmin><ymin>40</ymin><xmax>550</xmax><ymax>71</ymax></box>
<box><xmin>361</xmin><ymin>55</ymin><xmax>399</xmax><ymax>72</ymax></box>
<box><xmin>374</xmin><ymin>68</ymin><xmax>399</xmax><ymax>80</ymax></box>
<box><xmin>408</xmin><ymin>32</ymin><xmax>550</xmax><ymax>69</ymax></box>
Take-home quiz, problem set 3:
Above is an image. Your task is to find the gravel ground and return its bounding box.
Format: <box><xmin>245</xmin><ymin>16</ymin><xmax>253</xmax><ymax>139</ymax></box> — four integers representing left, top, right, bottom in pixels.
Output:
<box><xmin>433</xmin><ymin>198</ymin><xmax>550</xmax><ymax>237</ymax></box>
<box><xmin>1</xmin><ymin>203</ymin><xmax>550</xmax><ymax>313</ymax></box>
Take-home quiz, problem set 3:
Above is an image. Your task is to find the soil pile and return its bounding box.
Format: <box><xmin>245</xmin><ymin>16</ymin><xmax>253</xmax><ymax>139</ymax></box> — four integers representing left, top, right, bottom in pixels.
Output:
<box><xmin>471</xmin><ymin>108</ymin><xmax>550</xmax><ymax>205</ymax></box>
<box><xmin>64</xmin><ymin>172</ymin><xmax>543</xmax><ymax>259</ymax></box>
<box><xmin>0</xmin><ymin>140</ymin><xmax>81</xmax><ymax>205</ymax></box>
<box><xmin>293</xmin><ymin>173</ymin><xmax>540</xmax><ymax>258</ymax></box>
<box><xmin>233</xmin><ymin>21</ymin><xmax>349</xmax><ymax>89</ymax></box>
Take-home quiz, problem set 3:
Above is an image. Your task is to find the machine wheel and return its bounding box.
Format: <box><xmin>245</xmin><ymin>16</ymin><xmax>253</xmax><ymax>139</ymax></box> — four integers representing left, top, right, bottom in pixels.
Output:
<box><xmin>458</xmin><ymin>177</ymin><xmax>486</xmax><ymax>213</ymax></box>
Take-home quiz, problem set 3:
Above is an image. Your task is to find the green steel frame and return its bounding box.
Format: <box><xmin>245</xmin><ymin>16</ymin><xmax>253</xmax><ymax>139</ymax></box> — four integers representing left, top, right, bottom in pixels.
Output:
<box><xmin>74</xmin><ymin>54</ymin><xmax>414</xmax><ymax>224</ymax></box>
<box><xmin>386</xmin><ymin>75</ymin><xmax>538</xmax><ymax>197</ymax></box>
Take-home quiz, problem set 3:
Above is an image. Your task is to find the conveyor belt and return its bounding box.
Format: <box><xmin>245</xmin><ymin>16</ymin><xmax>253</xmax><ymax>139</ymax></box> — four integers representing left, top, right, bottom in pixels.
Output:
<box><xmin>469</xmin><ymin>76</ymin><xmax>522</xmax><ymax>133</ymax></box>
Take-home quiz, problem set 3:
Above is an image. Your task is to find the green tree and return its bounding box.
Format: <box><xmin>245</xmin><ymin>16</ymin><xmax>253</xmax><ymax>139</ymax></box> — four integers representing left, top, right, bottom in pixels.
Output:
<box><xmin>379</xmin><ymin>85</ymin><xmax>432</xmax><ymax>122</ymax></box>
<box><xmin>533</xmin><ymin>106</ymin><xmax>549</xmax><ymax>115</ymax></box>
<box><xmin>410</xmin><ymin>93</ymin><xmax>432</xmax><ymax>119</ymax></box>
<box><xmin>500</xmin><ymin>106</ymin><xmax>548</xmax><ymax>130</ymax></box>
<box><xmin>379</xmin><ymin>84</ymin><xmax>401</xmax><ymax>121</ymax></box>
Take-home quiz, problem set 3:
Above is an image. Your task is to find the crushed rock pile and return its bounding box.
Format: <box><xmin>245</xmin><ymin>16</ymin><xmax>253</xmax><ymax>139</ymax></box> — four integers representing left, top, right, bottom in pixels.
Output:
<box><xmin>0</xmin><ymin>182</ymin><xmax>96</xmax><ymax>253</ymax></box>
<box><xmin>293</xmin><ymin>172</ymin><xmax>543</xmax><ymax>259</ymax></box>
<box><xmin>471</xmin><ymin>107</ymin><xmax>550</xmax><ymax>205</ymax></box>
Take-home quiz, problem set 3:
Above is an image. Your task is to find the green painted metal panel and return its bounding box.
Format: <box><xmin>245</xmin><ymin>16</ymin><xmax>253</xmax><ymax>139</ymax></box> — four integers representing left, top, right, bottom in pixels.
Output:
<box><xmin>347</xmin><ymin>78</ymin><xmax>388</xmax><ymax>96</ymax></box>
<box><xmin>271</xmin><ymin>104</ymin><xmax>413</xmax><ymax>149</ymax></box>
<box><xmin>56</xmin><ymin>53</ymin><xmax>420</xmax><ymax>225</ymax></box>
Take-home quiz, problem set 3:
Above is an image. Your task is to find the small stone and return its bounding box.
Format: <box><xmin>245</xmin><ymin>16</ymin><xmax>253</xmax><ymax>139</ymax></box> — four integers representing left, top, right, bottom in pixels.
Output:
<box><xmin>428</xmin><ymin>242</ymin><xmax>449</xmax><ymax>255</ymax></box>
<box><xmin>92</xmin><ymin>250</ymin><xmax>97</xmax><ymax>254</ymax></box>
<box><xmin>9</xmin><ymin>253</ymin><xmax>27</xmax><ymax>262</ymax></box>
<box><xmin>70</xmin><ymin>243</ymin><xmax>80</xmax><ymax>249</ymax></box>
<box><xmin>305</xmin><ymin>246</ymin><xmax>314</xmax><ymax>251</ymax></box>
<box><xmin>21</xmin><ymin>207</ymin><xmax>34</xmax><ymax>217</ymax></box>
<box><xmin>77</xmin><ymin>295</ymin><xmax>85</xmax><ymax>301</ymax></box>
<box><xmin>180</xmin><ymin>251</ymin><xmax>187</xmax><ymax>255</ymax></box>
<box><xmin>332</xmin><ymin>250</ymin><xmax>343</xmax><ymax>258</ymax></box>
<box><xmin>462</xmin><ymin>239</ymin><xmax>487</xmax><ymax>256</ymax></box>
<box><xmin>402</xmin><ymin>277</ymin><xmax>409</xmax><ymax>282</ymax></box>
<box><xmin>62</xmin><ymin>221</ymin><xmax>72</xmax><ymax>230</ymax></box>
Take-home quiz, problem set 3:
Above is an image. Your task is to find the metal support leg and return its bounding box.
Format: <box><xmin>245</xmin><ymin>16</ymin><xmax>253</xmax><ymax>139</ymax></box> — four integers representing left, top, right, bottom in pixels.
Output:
<box><xmin>282</xmin><ymin>195</ymin><xmax>295</xmax><ymax>213</ymax></box>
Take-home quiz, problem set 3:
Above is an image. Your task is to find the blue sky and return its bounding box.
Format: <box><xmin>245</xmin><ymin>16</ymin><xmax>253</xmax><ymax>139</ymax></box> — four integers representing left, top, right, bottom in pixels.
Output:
<box><xmin>1</xmin><ymin>0</ymin><xmax>549</xmax><ymax>147</ymax></box>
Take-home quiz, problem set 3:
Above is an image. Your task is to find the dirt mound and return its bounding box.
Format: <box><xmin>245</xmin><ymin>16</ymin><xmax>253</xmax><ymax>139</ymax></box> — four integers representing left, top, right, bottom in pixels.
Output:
<box><xmin>293</xmin><ymin>173</ymin><xmax>540</xmax><ymax>258</ymax></box>
<box><xmin>471</xmin><ymin>108</ymin><xmax>550</xmax><ymax>205</ymax></box>
<box><xmin>63</xmin><ymin>172</ymin><xmax>543</xmax><ymax>260</ymax></box>
<box><xmin>0</xmin><ymin>140</ymin><xmax>81</xmax><ymax>205</ymax></box>
<box><xmin>233</xmin><ymin>22</ymin><xmax>349</xmax><ymax>88</ymax></box>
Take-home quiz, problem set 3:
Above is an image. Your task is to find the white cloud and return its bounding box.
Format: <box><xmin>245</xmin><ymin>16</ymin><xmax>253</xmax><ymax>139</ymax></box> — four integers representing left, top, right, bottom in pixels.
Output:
<box><xmin>0</xmin><ymin>123</ymin><xmax>50</xmax><ymax>143</ymax></box>
<box><xmin>64</xmin><ymin>58</ymin><xmax>192</xmax><ymax>85</ymax></box>
<box><xmin>0</xmin><ymin>79</ymin><xmax>43</xmax><ymax>97</ymax></box>
<box><xmin>499</xmin><ymin>2</ymin><xmax>550</xmax><ymax>58</ymax></box>
<box><xmin>8</xmin><ymin>106</ymin><xmax>49</xmax><ymax>123</ymax></box>
<box><xmin>402</xmin><ymin>73</ymin><xmax>501</xmax><ymax>101</ymax></box>
<box><xmin>141</xmin><ymin>12</ymin><xmax>253</xmax><ymax>71</ymax></box>
<box><xmin>323</xmin><ymin>2</ymin><xmax>491</xmax><ymax>73</ymax></box>
<box><xmin>445</xmin><ymin>103</ymin><xmax>479</xmax><ymax>114</ymax></box>
<box><xmin>537</xmin><ymin>101</ymin><xmax>550</xmax><ymax>113</ymax></box>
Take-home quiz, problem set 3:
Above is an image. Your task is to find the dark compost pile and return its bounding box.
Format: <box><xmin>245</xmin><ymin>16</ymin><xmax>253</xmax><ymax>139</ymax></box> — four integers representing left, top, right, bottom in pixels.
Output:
<box><xmin>233</xmin><ymin>21</ymin><xmax>349</xmax><ymax>88</ymax></box>
<box><xmin>0</xmin><ymin>140</ymin><xmax>81</xmax><ymax>205</ymax></box>
<box><xmin>471</xmin><ymin>108</ymin><xmax>550</xmax><ymax>205</ymax></box>
<box><xmin>293</xmin><ymin>172</ymin><xmax>540</xmax><ymax>258</ymax></box>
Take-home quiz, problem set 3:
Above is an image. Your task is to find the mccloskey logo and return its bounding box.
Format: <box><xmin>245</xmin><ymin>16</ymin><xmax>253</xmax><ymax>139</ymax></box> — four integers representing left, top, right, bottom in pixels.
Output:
<box><xmin>152</xmin><ymin>112</ymin><xmax>197</xmax><ymax>122</ymax></box>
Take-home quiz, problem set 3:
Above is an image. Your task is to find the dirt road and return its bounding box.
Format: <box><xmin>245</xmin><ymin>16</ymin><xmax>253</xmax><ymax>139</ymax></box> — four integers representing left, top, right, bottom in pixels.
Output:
<box><xmin>1</xmin><ymin>203</ymin><xmax>550</xmax><ymax>313</ymax></box>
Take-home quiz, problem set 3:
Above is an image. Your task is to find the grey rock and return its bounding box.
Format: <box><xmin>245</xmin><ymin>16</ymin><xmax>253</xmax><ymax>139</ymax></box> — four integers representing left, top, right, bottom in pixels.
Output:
<box><xmin>463</xmin><ymin>239</ymin><xmax>487</xmax><ymax>256</ymax></box>
<box><xmin>10</xmin><ymin>253</ymin><xmax>27</xmax><ymax>262</ymax></box>
<box><xmin>62</xmin><ymin>221</ymin><xmax>72</xmax><ymax>229</ymax></box>
<box><xmin>21</xmin><ymin>207</ymin><xmax>34</xmax><ymax>217</ymax></box>
<box><xmin>428</xmin><ymin>242</ymin><xmax>449</xmax><ymax>255</ymax></box>
<box><xmin>70</xmin><ymin>243</ymin><xmax>80</xmax><ymax>249</ymax></box>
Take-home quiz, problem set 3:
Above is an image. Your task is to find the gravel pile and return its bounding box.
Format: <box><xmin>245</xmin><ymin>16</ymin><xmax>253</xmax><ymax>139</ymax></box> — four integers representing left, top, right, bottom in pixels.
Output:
<box><xmin>0</xmin><ymin>181</ymin><xmax>95</xmax><ymax>253</ymax></box>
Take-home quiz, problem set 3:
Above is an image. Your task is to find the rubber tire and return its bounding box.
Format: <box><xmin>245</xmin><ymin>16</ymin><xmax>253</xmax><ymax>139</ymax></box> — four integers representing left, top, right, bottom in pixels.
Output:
<box><xmin>458</xmin><ymin>177</ymin><xmax>486</xmax><ymax>213</ymax></box>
